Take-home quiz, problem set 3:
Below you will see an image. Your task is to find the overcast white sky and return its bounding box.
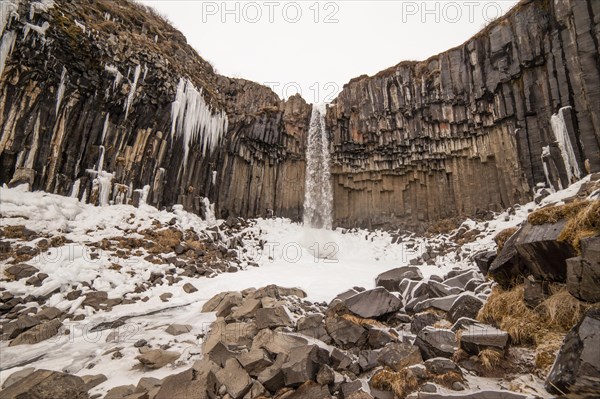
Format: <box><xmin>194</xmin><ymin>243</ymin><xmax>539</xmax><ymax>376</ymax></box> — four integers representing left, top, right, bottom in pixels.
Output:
<box><xmin>139</xmin><ymin>1</ymin><xmax>519</xmax><ymax>102</ymax></box>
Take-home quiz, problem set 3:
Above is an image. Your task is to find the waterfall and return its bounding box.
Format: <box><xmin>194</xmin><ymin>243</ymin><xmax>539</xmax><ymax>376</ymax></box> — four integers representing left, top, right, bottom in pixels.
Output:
<box><xmin>303</xmin><ymin>103</ymin><xmax>333</xmax><ymax>230</ymax></box>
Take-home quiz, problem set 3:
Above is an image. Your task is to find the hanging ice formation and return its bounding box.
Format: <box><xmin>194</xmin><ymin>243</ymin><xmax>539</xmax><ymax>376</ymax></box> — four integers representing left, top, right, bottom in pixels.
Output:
<box><xmin>124</xmin><ymin>64</ymin><xmax>141</xmax><ymax>119</ymax></box>
<box><xmin>550</xmin><ymin>107</ymin><xmax>582</xmax><ymax>183</ymax></box>
<box><xmin>0</xmin><ymin>30</ymin><xmax>17</xmax><ymax>78</ymax></box>
<box><xmin>170</xmin><ymin>78</ymin><xmax>229</xmax><ymax>167</ymax></box>
<box><xmin>55</xmin><ymin>67</ymin><xmax>67</xmax><ymax>116</ymax></box>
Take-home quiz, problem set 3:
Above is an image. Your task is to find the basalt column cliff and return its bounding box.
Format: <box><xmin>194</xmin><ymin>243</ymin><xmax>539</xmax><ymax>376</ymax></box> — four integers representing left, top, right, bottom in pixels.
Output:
<box><xmin>327</xmin><ymin>0</ymin><xmax>600</xmax><ymax>228</ymax></box>
<box><xmin>0</xmin><ymin>0</ymin><xmax>311</xmax><ymax>222</ymax></box>
<box><xmin>0</xmin><ymin>0</ymin><xmax>599</xmax><ymax>228</ymax></box>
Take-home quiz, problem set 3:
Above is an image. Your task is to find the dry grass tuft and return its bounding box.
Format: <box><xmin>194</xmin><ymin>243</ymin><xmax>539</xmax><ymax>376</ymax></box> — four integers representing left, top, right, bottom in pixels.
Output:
<box><xmin>527</xmin><ymin>200</ymin><xmax>600</xmax><ymax>251</ymax></box>
<box><xmin>478</xmin><ymin>285</ymin><xmax>542</xmax><ymax>345</ymax></box>
<box><xmin>371</xmin><ymin>369</ymin><xmax>419</xmax><ymax>398</ymax></box>
<box><xmin>557</xmin><ymin>200</ymin><xmax>600</xmax><ymax>251</ymax></box>
<box><xmin>477</xmin><ymin>348</ymin><xmax>504</xmax><ymax>370</ymax></box>
<box><xmin>528</xmin><ymin>201</ymin><xmax>590</xmax><ymax>225</ymax></box>
<box><xmin>341</xmin><ymin>313</ymin><xmax>385</xmax><ymax>328</ymax></box>
<box><xmin>478</xmin><ymin>284</ymin><xmax>599</xmax><ymax>372</ymax></box>
<box><xmin>494</xmin><ymin>227</ymin><xmax>518</xmax><ymax>253</ymax></box>
<box><xmin>433</xmin><ymin>319</ymin><xmax>453</xmax><ymax>329</ymax></box>
<box><xmin>452</xmin><ymin>348</ymin><xmax>469</xmax><ymax>363</ymax></box>
<box><xmin>431</xmin><ymin>371</ymin><xmax>464</xmax><ymax>388</ymax></box>
<box><xmin>427</xmin><ymin>218</ymin><xmax>460</xmax><ymax>235</ymax></box>
<box><xmin>534</xmin><ymin>332</ymin><xmax>564</xmax><ymax>371</ymax></box>
<box><xmin>543</xmin><ymin>286</ymin><xmax>588</xmax><ymax>330</ymax></box>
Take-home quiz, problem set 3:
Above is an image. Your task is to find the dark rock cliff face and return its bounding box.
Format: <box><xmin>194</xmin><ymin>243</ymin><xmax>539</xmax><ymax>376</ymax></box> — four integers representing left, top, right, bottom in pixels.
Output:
<box><xmin>0</xmin><ymin>0</ymin><xmax>310</xmax><ymax>221</ymax></box>
<box><xmin>0</xmin><ymin>0</ymin><xmax>598</xmax><ymax>228</ymax></box>
<box><xmin>327</xmin><ymin>0</ymin><xmax>600</xmax><ymax>228</ymax></box>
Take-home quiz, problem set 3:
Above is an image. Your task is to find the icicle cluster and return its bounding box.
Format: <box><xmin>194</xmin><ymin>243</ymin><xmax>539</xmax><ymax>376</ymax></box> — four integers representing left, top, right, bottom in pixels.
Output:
<box><xmin>551</xmin><ymin>107</ymin><xmax>582</xmax><ymax>183</ymax></box>
<box><xmin>170</xmin><ymin>78</ymin><xmax>228</xmax><ymax>167</ymax></box>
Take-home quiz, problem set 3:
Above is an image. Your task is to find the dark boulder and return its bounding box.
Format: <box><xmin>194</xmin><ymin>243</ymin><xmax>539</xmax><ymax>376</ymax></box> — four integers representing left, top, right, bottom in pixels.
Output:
<box><xmin>515</xmin><ymin>220</ymin><xmax>577</xmax><ymax>282</ymax></box>
<box><xmin>375</xmin><ymin>267</ymin><xmax>423</xmax><ymax>291</ymax></box>
<box><xmin>377</xmin><ymin>342</ymin><xmax>422</xmax><ymax>371</ymax></box>
<box><xmin>281</xmin><ymin>345</ymin><xmax>329</xmax><ymax>387</ymax></box>
<box><xmin>447</xmin><ymin>294</ymin><xmax>485</xmax><ymax>323</ymax></box>
<box><xmin>415</xmin><ymin>327</ymin><xmax>458</xmax><ymax>359</ymax></box>
<box><xmin>344</xmin><ymin>287</ymin><xmax>402</xmax><ymax>318</ymax></box>
<box><xmin>566</xmin><ymin>236</ymin><xmax>600</xmax><ymax>302</ymax></box>
<box><xmin>473</xmin><ymin>250</ymin><xmax>497</xmax><ymax>275</ymax></box>
<box><xmin>0</xmin><ymin>370</ymin><xmax>89</xmax><ymax>399</ymax></box>
<box><xmin>488</xmin><ymin>229</ymin><xmax>526</xmax><ymax>288</ymax></box>
<box><xmin>546</xmin><ymin>308</ymin><xmax>600</xmax><ymax>397</ymax></box>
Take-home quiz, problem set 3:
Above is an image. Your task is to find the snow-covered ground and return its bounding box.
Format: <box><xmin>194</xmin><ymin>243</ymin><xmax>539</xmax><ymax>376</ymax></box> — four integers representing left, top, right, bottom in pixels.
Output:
<box><xmin>0</xmin><ymin>176</ymin><xmax>595</xmax><ymax>395</ymax></box>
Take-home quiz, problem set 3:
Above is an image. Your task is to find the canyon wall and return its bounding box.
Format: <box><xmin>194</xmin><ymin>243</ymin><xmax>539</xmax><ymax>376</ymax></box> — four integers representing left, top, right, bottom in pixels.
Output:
<box><xmin>327</xmin><ymin>0</ymin><xmax>600</xmax><ymax>228</ymax></box>
<box><xmin>0</xmin><ymin>0</ymin><xmax>311</xmax><ymax>221</ymax></box>
<box><xmin>0</xmin><ymin>0</ymin><xmax>599</xmax><ymax>228</ymax></box>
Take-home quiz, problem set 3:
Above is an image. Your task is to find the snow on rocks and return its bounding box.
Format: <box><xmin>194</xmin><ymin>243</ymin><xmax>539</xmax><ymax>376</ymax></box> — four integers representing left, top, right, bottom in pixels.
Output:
<box><xmin>1</xmin><ymin>177</ymin><xmax>594</xmax><ymax>397</ymax></box>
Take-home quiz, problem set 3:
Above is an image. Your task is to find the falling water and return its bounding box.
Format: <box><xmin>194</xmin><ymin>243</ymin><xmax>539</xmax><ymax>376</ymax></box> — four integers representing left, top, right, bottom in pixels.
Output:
<box><xmin>303</xmin><ymin>103</ymin><xmax>333</xmax><ymax>230</ymax></box>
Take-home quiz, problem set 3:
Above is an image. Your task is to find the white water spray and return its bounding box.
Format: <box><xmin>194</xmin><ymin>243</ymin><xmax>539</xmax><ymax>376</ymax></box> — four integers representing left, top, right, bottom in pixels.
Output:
<box><xmin>303</xmin><ymin>103</ymin><xmax>333</xmax><ymax>230</ymax></box>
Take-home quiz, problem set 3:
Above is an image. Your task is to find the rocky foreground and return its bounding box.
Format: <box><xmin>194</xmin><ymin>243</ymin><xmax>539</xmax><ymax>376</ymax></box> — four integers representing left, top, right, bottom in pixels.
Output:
<box><xmin>1</xmin><ymin>177</ymin><xmax>600</xmax><ymax>398</ymax></box>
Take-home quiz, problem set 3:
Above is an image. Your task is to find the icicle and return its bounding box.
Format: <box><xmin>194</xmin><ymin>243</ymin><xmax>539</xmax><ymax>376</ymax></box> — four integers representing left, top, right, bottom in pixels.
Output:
<box><xmin>70</xmin><ymin>179</ymin><xmax>81</xmax><ymax>198</ymax></box>
<box><xmin>142</xmin><ymin>64</ymin><xmax>148</xmax><ymax>82</ymax></box>
<box><xmin>551</xmin><ymin>107</ymin><xmax>582</xmax><ymax>183</ymax></box>
<box><xmin>81</xmin><ymin>188</ymin><xmax>87</xmax><ymax>203</ymax></box>
<box><xmin>212</xmin><ymin>170</ymin><xmax>217</xmax><ymax>185</ymax></box>
<box><xmin>124</xmin><ymin>64</ymin><xmax>141</xmax><ymax>120</ymax></box>
<box><xmin>24</xmin><ymin>115</ymin><xmax>41</xmax><ymax>168</ymax></box>
<box><xmin>97</xmin><ymin>173</ymin><xmax>113</xmax><ymax>207</ymax></box>
<box><xmin>74</xmin><ymin>20</ymin><xmax>86</xmax><ymax>33</ymax></box>
<box><xmin>55</xmin><ymin>67</ymin><xmax>67</xmax><ymax>116</ymax></box>
<box><xmin>15</xmin><ymin>150</ymin><xmax>25</xmax><ymax>168</ymax></box>
<box><xmin>0</xmin><ymin>30</ymin><xmax>17</xmax><ymax>78</ymax></box>
<box><xmin>23</xmin><ymin>21</ymin><xmax>49</xmax><ymax>36</ymax></box>
<box><xmin>139</xmin><ymin>185</ymin><xmax>150</xmax><ymax>205</ymax></box>
<box><xmin>170</xmin><ymin>78</ymin><xmax>228</xmax><ymax>167</ymax></box>
<box><xmin>100</xmin><ymin>113</ymin><xmax>110</xmax><ymax>144</ymax></box>
<box><xmin>202</xmin><ymin>197</ymin><xmax>217</xmax><ymax>226</ymax></box>
<box><xmin>97</xmin><ymin>145</ymin><xmax>105</xmax><ymax>174</ymax></box>
<box><xmin>540</xmin><ymin>146</ymin><xmax>556</xmax><ymax>192</ymax></box>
